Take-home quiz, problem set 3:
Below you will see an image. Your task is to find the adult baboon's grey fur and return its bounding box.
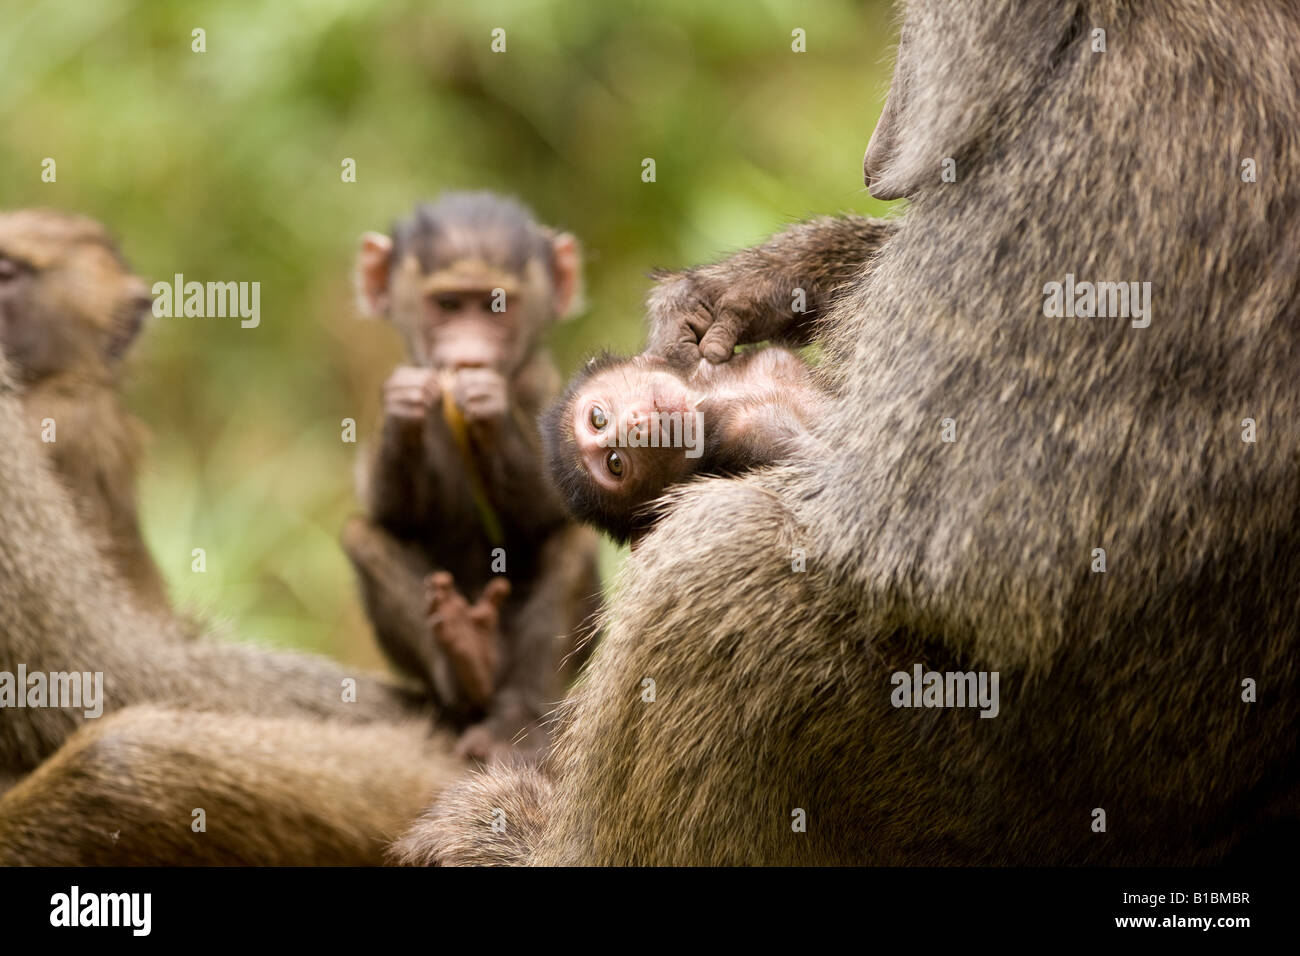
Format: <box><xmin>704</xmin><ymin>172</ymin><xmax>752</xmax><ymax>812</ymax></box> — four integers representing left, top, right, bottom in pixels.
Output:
<box><xmin>404</xmin><ymin>0</ymin><xmax>1300</xmax><ymax>864</ymax></box>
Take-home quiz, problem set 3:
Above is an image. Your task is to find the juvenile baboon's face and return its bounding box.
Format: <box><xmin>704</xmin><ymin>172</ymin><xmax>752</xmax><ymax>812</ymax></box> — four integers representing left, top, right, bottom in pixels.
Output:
<box><xmin>388</xmin><ymin>251</ymin><xmax>542</xmax><ymax>374</ymax></box>
<box><xmin>355</xmin><ymin>194</ymin><xmax>584</xmax><ymax>377</ymax></box>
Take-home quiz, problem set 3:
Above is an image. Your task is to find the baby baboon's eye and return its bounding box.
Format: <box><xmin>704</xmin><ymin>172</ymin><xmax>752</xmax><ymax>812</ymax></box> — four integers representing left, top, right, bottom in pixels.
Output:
<box><xmin>605</xmin><ymin>450</ymin><xmax>624</xmax><ymax>477</ymax></box>
<box><xmin>589</xmin><ymin>405</ymin><xmax>608</xmax><ymax>430</ymax></box>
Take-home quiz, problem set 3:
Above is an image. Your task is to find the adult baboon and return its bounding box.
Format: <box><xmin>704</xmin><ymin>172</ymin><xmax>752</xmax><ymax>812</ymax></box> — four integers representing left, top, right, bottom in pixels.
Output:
<box><xmin>0</xmin><ymin>210</ymin><xmax>169</xmax><ymax>615</ymax></box>
<box><xmin>399</xmin><ymin>0</ymin><xmax>1300</xmax><ymax>864</ymax></box>
<box><xmin>0</xmin><ymin>707</ymin><xmax>459</xmax><ymax>866</ymax></box>
<box><xmin>0</xmin><ymin>338</ymin><xmax>453</xmax><ymax>864</ymax></box>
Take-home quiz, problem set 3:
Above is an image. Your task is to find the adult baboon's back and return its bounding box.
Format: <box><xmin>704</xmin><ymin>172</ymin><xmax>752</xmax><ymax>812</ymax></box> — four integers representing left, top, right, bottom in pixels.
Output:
<box><xmin>404</xmin><ymin>0</ymin><xmax>1300</xmax><ymax>864</ymax></box>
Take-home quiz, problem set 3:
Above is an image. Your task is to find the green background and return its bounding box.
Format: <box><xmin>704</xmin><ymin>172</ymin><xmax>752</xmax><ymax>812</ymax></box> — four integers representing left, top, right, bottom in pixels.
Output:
<box><xmin>0</xmin><ymin>0</ymin><xmax>896</xmax><ymax>668</ymax></box>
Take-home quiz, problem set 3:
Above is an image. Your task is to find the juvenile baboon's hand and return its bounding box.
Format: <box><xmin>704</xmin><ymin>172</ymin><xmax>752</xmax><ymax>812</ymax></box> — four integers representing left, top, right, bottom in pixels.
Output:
<box><xmin>449</xmin><ymin>367</ymin><xmax>509</xmax><ymax>423</ymax></box>
<box><xmin>383</xmin><ymin>366</ymin><xmax>440</xmax><ymax>422</ymax></box>
<box><xmin>646</xmin><ymin>272</ymin><xmax>762</xmax><ymax>367</ymax></box>
<box><xmin>426</xmin><ymin>572</ymin><xmax>510</xmax><ymax>707</ymax></box>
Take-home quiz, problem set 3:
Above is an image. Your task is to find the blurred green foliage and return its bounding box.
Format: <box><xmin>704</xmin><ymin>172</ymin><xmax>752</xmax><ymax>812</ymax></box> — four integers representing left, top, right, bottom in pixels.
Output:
<box><xmin>0</xmin><ymin>0</ymin><xmax>897</xmax><ymax>668</ymax></box>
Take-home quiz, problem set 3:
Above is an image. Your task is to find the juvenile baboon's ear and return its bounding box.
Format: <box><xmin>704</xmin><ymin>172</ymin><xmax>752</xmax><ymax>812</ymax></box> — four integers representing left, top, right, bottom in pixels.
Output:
<box><xmin>865</xmin><ymin>0</ymin><xmax>1084</xmax><ymax>201</ymax></box>
<box><xmin>549</xmin><ymin>231</ymin><xmax>585</xmax><ymax>320</ymax></box>
<box><xmin>355</xmin><ymin>231</ymin><xmax>394</xmax><ymax>318</ymax></box>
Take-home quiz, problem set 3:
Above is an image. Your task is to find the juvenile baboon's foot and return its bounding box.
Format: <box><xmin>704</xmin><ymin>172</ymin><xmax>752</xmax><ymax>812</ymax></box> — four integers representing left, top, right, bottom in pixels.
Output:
<box><xmin>455</xmin><ymin>711</ymin><xmax>548</xmax><ymax>765</ymax></box>
<box><xmin>452</xmin><ymin>721</ymin><xmax>515</xmax><ymax>764</ymax></box>
<box><xmin>425</xmin><ymin>572</ymin><xmax>510</xmax><ymax>708</ymax></box>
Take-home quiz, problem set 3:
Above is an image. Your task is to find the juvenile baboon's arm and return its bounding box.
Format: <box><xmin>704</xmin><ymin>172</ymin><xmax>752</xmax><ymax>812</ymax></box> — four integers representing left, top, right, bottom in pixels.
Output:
<box><xmin>365</xmin><ymin>394</ymin><xmax>553</xmax><ymax>536</ymax></box>
<box><xmin>471</xmin><ymin>405</ymin><xmax>571</xmax><ymax>539</ymax></box>
<box><xmin>646</xmin><ymin>216</ymin><xmax>899</xmax><ymax>365</ymax></box>
<box><xmin>364</xmin><ymin>412</ymin><xmax>438</xmax><ymax>530</ymax></box>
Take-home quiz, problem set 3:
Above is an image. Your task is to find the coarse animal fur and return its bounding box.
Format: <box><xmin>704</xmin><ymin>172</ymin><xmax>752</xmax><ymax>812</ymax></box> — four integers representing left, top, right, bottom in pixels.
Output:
<box><xmin>402</xmin><ymin>0</ymin><xmax>1300</xmax><ymax>864</ymax></box>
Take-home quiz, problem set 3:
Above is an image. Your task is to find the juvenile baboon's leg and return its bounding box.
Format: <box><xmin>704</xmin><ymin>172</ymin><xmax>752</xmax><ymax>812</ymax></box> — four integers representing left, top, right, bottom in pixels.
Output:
<box><xmin>342</xmin><ymin>515</ymin><xmax>461</xmax><ymax>706</ymax></box>
<box><xmin>427</xmin><ymin>571</ymin><xmax>509</xmax><ymax>709</ymax></box>
<box><xmin>456</xmin><ymin>524</ymin><xmax>602</xmax><ymax>763</ymax></box>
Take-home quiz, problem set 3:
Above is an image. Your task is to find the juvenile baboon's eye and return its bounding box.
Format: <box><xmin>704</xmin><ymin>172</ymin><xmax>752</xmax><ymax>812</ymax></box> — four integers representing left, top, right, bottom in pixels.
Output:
<box><xmin>0</xmin><ymin>258</ymin><xmax>18</xmax><ymax>282</ymax></box>
<box><xmin>605</xmin><ymin>450</ymin><xmax>624</xmax><ymax>477</ymax></box>
<box><xmin>435</xmin><ymin>294</ymin><xmax>461</xmax><ymax>311</ymax></box>
<box><xmin>589</xmin><ymin>405</ymin><xmax>608</xmax><ymax>430</ymax></box>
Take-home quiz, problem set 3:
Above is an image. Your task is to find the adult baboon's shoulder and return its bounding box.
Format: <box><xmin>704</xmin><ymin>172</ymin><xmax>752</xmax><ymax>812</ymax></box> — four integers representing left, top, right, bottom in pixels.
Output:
<box><xmin>405</xmin><ymin>0</ymin><xmax>1300</xmax><ymax>865</ymax></box>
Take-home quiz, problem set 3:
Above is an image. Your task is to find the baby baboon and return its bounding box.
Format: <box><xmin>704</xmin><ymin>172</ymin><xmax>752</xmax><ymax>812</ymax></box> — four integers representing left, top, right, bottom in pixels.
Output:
<box><xmin>402</xmin><ymin>0</ymin><xmax>1300</xmax><ymax>864</ymax></box>
<box><xmin>343</xmin><ymin>193</ymin><xmax>602</xmax><ymax>763</ymax></box>
<box><xmin>0</xmin><ymin>209</ymin><xmax>168</xmax><ymax>614</ymax></box>
<box><xmin>543</xmin><ymin>348</ymin><xmax>825</xmax><ymax>542</ymax></box>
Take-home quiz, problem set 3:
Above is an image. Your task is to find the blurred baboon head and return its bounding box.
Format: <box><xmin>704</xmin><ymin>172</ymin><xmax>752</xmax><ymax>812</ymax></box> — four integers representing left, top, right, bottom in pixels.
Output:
<box><xmin>0</xmin><ymin>210</ymin><xmax>152</xmax><ymax>382</ymax></box>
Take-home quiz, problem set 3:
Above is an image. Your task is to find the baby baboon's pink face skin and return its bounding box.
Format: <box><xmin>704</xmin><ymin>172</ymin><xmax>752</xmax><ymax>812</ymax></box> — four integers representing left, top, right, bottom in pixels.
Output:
<box><xmin>571</xmin><ymin>364</ymin><xmax>695</xmax><ymax>494</ymax></box>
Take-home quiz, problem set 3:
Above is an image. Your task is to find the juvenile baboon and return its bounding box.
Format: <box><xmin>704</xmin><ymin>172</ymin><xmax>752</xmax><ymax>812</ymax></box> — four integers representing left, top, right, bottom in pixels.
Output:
<box><xmin>0</xmin><ymin>209</ymin><xmax>169</xmax><ymax>615</ymax></box>
<box><xmin>343</xmin><ymin>193</ymin><xmax>602</xmax><ymax>762</ymax></box>
<box><xmin>402</xmin><ymin>0</ymin><xmax>1300</xmax><ymax>864</ymax></box>
<box><xmin>542</xmin><ymin>347</ymin><xmax>825</xmax><ymax>542</ymax></box>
